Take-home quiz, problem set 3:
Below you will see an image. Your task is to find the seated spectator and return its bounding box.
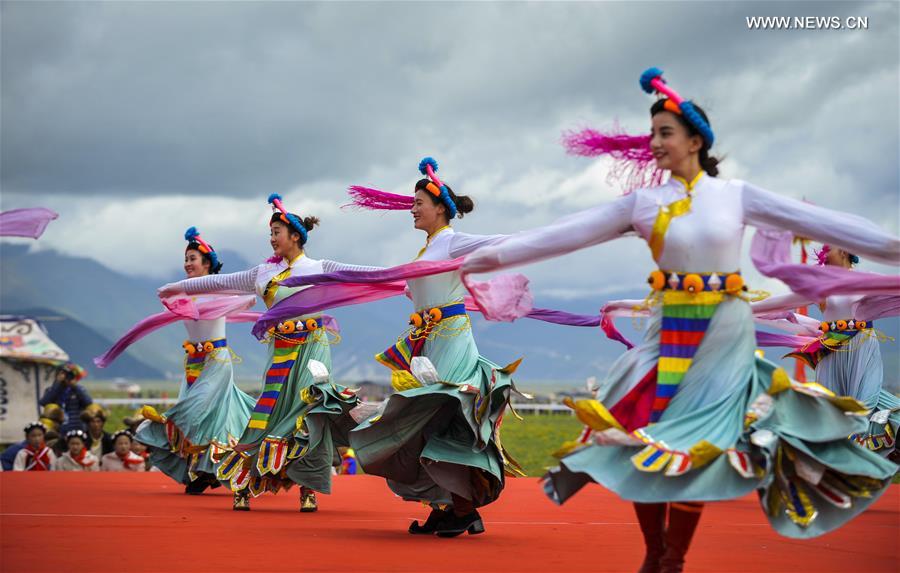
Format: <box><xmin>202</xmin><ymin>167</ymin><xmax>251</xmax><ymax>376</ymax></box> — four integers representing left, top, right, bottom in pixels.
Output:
<box><xmin>53</xmin><ymin>429</ymin><xmax>99</xmax><ymax>471</ymax></box>
<box><xmin>0</xmin><ymin>441</ymin><xmax>25</xmax><ymax>471</ymax></box>
<box><xmin>13</xmin><ymin>422</ymin><xmax>57</xmax><ymax>471</ymax></box>
<box><xmin>122</xmin><ymin>408</ymin><xmax>146</xmax><ymax>435</ymax></box>
<box><xmin>81</xmin><ymin>403</ymin><xmax>113</xmax><ymax>460</ymax></box>
<box><xmin>39</xmin><ymin>363</ymin><xmax>92</xmax><ymax>435</ymax></box>
<box><xmin>129</xmin><ymin>436</ymin><xmax>155</xmax><ymax>471</ymax></box>
<box><xmin>101</xmin><ymin>430</ymin><xmax>146</xmax><ymax>472</ymax></box>
<box><xmin>40</xmin><ymin>403</ymin><xmax>66</xmax><ymax>455</ymax></box>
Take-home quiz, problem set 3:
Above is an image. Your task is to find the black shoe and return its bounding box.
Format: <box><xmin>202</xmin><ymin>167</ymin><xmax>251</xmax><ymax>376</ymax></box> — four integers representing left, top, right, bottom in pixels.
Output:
<box><xmin>233</xmin><ymin>493</ymin><xmax>250</xmax><ymax>511</ymax></box>
<box><xmin>434</xmin><ymin>510</ymin><xmax>485</xmax><ymax>538</ymax></box>
<box><xmin>408</xmin><ymin>508</ymin><xmax>450</xmax><ymax>535</ymax></box>
<box><xmin>184</xmin><ymin>479</ymin><xmax>210</xmax><ymax>495</ymax></box>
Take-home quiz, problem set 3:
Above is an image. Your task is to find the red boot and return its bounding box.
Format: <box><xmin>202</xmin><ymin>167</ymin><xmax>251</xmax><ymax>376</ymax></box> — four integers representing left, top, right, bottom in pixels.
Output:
<box><xmin>660</xmin><ymin>502</ymin><xmax>703</xmax><ymax>573</ymax></box>
<box><xmin>633</xmin><ymin>503</ymin><xmax>667</xmax><ymax>573</ymax></box>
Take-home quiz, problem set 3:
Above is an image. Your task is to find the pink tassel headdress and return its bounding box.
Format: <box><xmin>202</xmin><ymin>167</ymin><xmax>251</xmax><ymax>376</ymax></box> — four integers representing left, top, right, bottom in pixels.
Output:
<box><xmin>561</xmin><ymin>124</ymin><xmax>664</xmax><ymax>193</ymax></box>
<box><xmin>814</xmin><ymin>244</ymin><xmax>831</xmax><ymax>266</ymax></box>
<box><xmin>345</xmin><ymin>186</ymin><xmax>414</xmax><ymax>211</ymax></box>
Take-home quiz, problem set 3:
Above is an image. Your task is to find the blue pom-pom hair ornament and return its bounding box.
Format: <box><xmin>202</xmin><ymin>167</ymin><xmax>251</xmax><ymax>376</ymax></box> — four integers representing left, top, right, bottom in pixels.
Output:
<box><xmin>640</xmin><ymin>67</ymin><xmax>714</xmax><ymax>147</ymax></box>
<box><xmin>183</xmin><ymin>226</ymin><xmax>221</xmax><ymax>271</ymax></box>
<box><xmin>267</xmin><ymin>193</ymin><xmax>308</xmax><ymax>244</ymax></box>
<box><xmin>418</xmin><ymin>156</ymin><xmax>458</xmax><ymax>219</ymax></box>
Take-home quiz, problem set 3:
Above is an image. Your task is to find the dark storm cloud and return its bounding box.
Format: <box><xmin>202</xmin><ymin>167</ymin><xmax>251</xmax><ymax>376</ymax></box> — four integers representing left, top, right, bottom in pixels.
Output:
<box><xmin>3</xmin><ymin>0</ymin><xmax>894</xmax><ymax>211</ymax></box>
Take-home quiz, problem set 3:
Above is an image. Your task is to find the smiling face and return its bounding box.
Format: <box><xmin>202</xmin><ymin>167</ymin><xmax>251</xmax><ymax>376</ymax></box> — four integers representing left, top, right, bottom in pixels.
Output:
<box><xmin>650</xmin><ymin>110</ymin><xmax>703</xmax><ymax>175</ymax></box>
<box><xmin>411</xmin><ymin>189</ymin><xmax>446</xmax><ymax>234</ymax></box>
<box><xmin>269</xmin><ymin>220</ymin><xmax>301</xmax><ymax>259</ymax></box>
<box><xmin>184</xmin><ymin>248</ymin><xmax>210</xmax><ymax>278</ymax></box>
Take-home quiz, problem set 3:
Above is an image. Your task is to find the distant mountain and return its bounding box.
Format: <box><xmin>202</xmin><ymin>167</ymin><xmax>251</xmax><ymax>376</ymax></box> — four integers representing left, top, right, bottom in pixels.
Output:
<box><xmin>0</xmin><ymin>244</ymin><xmax>272</xmax><ymax>379</ymax></box>
<box><xmin>2</xmin><ymin>244</ymin><xmax>897</xmax><ymax>394</ymax></box>
<box><xmin>9</xmin><ymin>306</ymin><xmax>165</xmax><ymax>379</ymax></box>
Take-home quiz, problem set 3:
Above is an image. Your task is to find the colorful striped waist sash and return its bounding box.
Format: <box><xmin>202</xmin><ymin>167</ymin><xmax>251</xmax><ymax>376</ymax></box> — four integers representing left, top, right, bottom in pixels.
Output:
<box><xmin>182</xmin><ymin>338</ymin><xmax>227</xmax><ymax>387</ymax></box>
<box><xmin>247</xmin><ymin>318</ymin><xmax>324</xmax><ymax>431</ymax></box>
<box><xmin>376</xmin><ymin>302</ymin><xmax>467</xmax><ymax>374</ymax></box>
<box><xmin>651</xmin><ymin>290</ymin><xmax>724</xmax><ymax>423</ymax></box>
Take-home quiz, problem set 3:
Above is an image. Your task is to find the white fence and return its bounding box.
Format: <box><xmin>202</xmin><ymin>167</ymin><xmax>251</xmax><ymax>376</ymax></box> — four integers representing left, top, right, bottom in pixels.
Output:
<box><xmin>95</xmin><ymin>398</ymin><xmax>574</xmax><ymax>414</ymax></box>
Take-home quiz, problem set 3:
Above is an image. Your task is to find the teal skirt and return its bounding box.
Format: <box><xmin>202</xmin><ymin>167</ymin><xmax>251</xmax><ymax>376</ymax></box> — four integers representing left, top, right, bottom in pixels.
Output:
<box><xmin>544</xmin><ymin>296</ymin><xmax>897</xmax><ymax>538</ymax></box>
<box><xmin>814</xmin><ymin>331</ymin><xmax>899</xmax><ymax>460</ymax></box>
<box><xmin>135</xmin><ymin>342</ymin><xmax>255</xmax><ymax>484</ymax></box>
<box><xmin>214</xmin><ymin>326</ymin><xmax>359</xmax><ymax>497</ymax></box>
<box><xmin>350</xmin><ymin>315</ymin><xmax>521</xmax><ymax>508</ymax></box>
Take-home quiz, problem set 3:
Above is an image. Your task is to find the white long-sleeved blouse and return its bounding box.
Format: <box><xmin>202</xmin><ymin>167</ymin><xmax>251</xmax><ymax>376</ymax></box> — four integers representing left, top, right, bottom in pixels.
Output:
<box><xmin>463</xmin><ymin>175</ymin><xmax>899</xmax><ymax>275</ymax></box>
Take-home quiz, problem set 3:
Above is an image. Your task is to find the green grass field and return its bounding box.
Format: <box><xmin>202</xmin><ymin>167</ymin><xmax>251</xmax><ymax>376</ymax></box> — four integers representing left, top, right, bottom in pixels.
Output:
<box><xmin>500</xmin><ymin>413</ymin><xmax>584</xmax><ymax>477</ymax></box>
<box><xmin>97</xmin><ymin>404</ymin><xmax>582</xmax><ymax>477</ymax></box>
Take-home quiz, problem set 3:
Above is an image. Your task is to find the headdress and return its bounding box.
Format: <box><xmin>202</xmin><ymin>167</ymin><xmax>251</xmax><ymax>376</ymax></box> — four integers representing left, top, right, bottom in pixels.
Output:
<box><xmin>560</xmin><ymin>67</ymin><xmax>713</xmax><ymax>193</ymax></box>
<box><xmin>65</xmin><ymin>429</ymin><xmax>89</xmax><ymax>442</ymax></box>
<box><xmin>24</xmin><ymin>421</ymin><xmax>48</xmax><ymax>434</ymax></box>
<box><xmin>639</xmin><ymin>67</ymin><xmax>714</xmax><ymax>146</ymax></box>
<box><xmin>58</xmin><ymin>362</ymin><xmax>87</xmax><ymax>381</ymax></box>
<box><xmin>267</xmin><ymin>193</ymin><xmax>308</xmax><ymax>244</ymax></box>
<box><xmin>111</xmin><ymin>429</ymin><xmax>134</xmax><ymax>442</ymax></box>
<box><xmin>417</xmin><ymin>157</ymin><xmax>458</xmax><ymax>219</ymax></box>
<box><xmin>345</xmin><ymin>156</ymin><xmax>457</xmax><ymax>216</ymax></box>
<box><xmin>80</xmin><ymin>403</ymin><xmax>109</xmax><ymax>423</ymax></box>
<box><xmin>184</xmin><ymin>227</ymin><xmax>223</xmax><ymax>273</ymax></box>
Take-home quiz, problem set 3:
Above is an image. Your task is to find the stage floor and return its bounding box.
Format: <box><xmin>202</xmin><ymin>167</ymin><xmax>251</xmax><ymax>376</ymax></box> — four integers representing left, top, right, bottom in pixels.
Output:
<box><xmin>0</xmin><ymin>473</ymin><xmax>896</xmax><ymax>573</ymax></box>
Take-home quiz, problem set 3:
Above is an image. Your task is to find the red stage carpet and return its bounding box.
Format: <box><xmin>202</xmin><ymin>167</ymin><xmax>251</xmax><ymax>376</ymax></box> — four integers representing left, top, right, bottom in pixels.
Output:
<box><xmin>1</xmin><ymin>473</ymin><xmax>896</xmax><ymax>573</ymax></box>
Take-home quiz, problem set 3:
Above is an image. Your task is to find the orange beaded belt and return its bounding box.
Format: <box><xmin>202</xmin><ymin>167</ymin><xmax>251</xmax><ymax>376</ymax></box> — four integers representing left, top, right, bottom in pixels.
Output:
<box><xmin>647</xmin><ymin>270</ymin><xmax>745</xmax><ymax>294</ymax></box>
<box><xmin>819</xmin><ymin>319</ymin><xmax>872</xmax><ymax>333</ymax></box>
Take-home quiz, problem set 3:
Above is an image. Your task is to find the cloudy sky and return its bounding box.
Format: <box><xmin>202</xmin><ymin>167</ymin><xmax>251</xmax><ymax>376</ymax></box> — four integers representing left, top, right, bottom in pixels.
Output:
<box><xmin>2</xmin><ymin>1</ymin><xmax>898</xmax><ymax>300</ymax></box>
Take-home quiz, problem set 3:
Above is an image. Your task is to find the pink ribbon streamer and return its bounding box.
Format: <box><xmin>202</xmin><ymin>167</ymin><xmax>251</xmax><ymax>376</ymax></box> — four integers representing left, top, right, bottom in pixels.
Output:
<box><xmin>0</xmin><ymin>208</ymin><xmax>59</xmax><ymax>239</ymax></box>
<box><xmin>94</xmin><ymin>295</ymin><xmax>257</xmax><ymax>368</ymax></box>
<box><xmin>751</xmin><ymin>229</ymin><xmax>900</xmax><ymax>301</ymax></box>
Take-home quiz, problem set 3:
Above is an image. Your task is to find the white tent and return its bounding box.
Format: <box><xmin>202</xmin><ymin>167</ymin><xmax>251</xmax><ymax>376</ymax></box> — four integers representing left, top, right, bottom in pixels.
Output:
<box><xmin>0</xmin><ymin>316</ymin><xmax>69</xmax><ymax>443</ymax></box>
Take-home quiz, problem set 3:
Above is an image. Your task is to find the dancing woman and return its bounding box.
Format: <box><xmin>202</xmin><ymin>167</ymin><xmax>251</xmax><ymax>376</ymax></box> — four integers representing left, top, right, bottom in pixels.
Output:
<box><xmin>314</xmin><ymin>158</ymin><xmax>521</xmax><ymax>537</ymax></box>
<box><xmin>462</xmin><ymin>68</ymin><xmax>900</xmax><ymax>571</ymax></box>
<box><xmin>101</xmin><ymin>228</ymin><xmax>257</xmax><ymax>492</ymax></box>
<box><xmin>752</xmin><ymin>244</ymin><xmax>900</xmax><ymax>462</ymax></box>
<box><xmin>157</xmin><ymin>196</ymin><xmax>372</xmax><ymax>512</ymax></box>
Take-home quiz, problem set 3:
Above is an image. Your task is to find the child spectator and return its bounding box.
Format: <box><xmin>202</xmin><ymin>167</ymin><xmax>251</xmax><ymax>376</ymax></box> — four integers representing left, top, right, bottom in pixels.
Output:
<box><xmin>101</xmin><ymin>430</ymin><xmax>146</xmax><ymax>472</ymax></box>
<box><xmin>53</xmin><ymin>429</ymin><xmax>99</xmax><ymax>471</ymax></box>
<box><xmin>12</xmin><ymin>422</ymin><xmax>57</xmax><ymax>471</ymax></box>
<box><xmin>129</xmin><ymin>436</ymin><xmax>155</xmax><ymax>471</ymax></box>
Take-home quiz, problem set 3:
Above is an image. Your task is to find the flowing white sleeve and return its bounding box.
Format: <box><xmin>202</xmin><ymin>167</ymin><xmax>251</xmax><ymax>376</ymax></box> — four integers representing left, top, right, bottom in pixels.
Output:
<box><xmin>321</xmin><ymin>260</ymin><xmax>385</xmax><ymax>273</ymax></box>
<box><xmin>751</xmin><ymin>292</ymin><xmax>816</xmax><ymax>315</ymax></box>
<box><xmin>742</xmin><ymin>182</ymin><xmax>900</xmax><ymax>266</ymax></box>
<box><xmin>178</xmin><ymin>267</ymin><xmax>260</xmax><ymax>295</ymax></box>
<box><xmin>462</xmin><ymin>193</ymin><xmax>636</xmax><ymax>273</ymax></box>
<box><xmin>448</xmin><ymin>233</ymin><xmax>509</xmax><ymax>258</ymax></box>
